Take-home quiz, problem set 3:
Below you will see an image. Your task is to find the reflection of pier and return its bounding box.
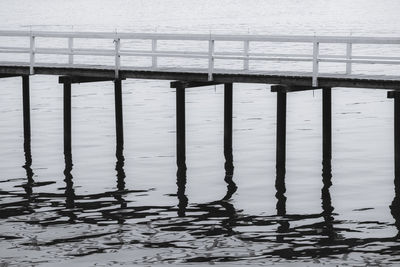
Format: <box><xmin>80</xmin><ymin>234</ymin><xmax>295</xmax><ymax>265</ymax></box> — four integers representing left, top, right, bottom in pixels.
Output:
<box><xmin>1</xmin><ymin>30</ymin><xmax>400</xmax><ymax>219</ymax></box>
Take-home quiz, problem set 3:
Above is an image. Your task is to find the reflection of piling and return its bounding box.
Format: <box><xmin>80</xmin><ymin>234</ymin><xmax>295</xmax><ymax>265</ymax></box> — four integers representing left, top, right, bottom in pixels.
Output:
<box><xmin>176</xmin><ymin>170</ymin><xmax>188</xmax><ymax>217</ymax></box>
<box><xmin>22</xmin><ymin>134</ymin><xmax>34</xmax><ymax>198</ymax></box>
<box><xmin>115</xmin><ymin>144</ymin><xmax>127</xmax><ymax>212</ymax></box>
<box><xmin>321</xmin><ymin>158</ymin><xmax>335</xmax><ymax>239</ymax></box>
<box><xmin>63</xmin><ymin>150</ymin><xmax>76</xmax><ymax>224</ymax></box>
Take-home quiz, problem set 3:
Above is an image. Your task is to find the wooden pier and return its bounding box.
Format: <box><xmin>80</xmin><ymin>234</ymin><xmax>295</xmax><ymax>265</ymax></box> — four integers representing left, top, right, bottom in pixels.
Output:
<box><xmin>1</xmin><ymin>30</ymin><xmax>400</xmax><ymax>195</ymax></box>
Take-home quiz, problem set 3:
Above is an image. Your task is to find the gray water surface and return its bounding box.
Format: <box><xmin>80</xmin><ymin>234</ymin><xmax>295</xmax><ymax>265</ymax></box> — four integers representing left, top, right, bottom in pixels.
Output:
<box><xmin>1</xmin><ymin>0</ymin><xmax>400</xmax><ymax>266</ymax></box>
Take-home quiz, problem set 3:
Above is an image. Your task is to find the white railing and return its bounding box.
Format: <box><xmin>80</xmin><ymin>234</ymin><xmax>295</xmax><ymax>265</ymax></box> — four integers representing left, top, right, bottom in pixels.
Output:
<box><xmin>0</xmin><ymin>30</ymin><xmax>400</xmax><ymax>86</ymax></box>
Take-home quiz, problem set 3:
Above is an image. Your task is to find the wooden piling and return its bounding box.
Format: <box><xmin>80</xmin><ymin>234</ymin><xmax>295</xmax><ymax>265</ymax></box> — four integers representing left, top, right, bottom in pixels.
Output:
<box><xmin>395</xmin><ymin>93</ymin><xmax>400</xmax><ymax>185</ymax></box>
<box><xmin>176</xmin><ymin>84</ymin><xmax>188</xmax><ymax>216</ymax></box>
<box><xmin>63</xmin><ymin>80</ymin><xmax>72</xmax><ymax>154</ymax></box>
<box><xmin>224</xmin><ymin>83</ymin><xmax>234</xmax><ymax>175</ymax></box>
<box><xmin>323</xmin><ymin>88</ymin><xmax>332</xmax><ymax>165</ymax></box>
<box><xmin>176</xmin><ymin>85</ymin><xmax>186</xmax><ymax>176</ymax></box>
<box><xmin>276</xmin><ymin>90</ymin><xmax>287</xmax><ymax>177</ymax></box>
<box><xmin>22</xmin><ymin>76</ymin><xmax>31</xmax><ymax>143</ymax></box>
<box><xmin>114</xmin><ymin>79</ymin><xmax>124</xmax><ymax>148</ymax></box>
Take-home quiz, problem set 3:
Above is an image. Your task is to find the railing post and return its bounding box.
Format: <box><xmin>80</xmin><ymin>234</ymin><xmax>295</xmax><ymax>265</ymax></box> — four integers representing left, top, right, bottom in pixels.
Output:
<box><xmin>152</xmin><ymin>39</ymin><xmax>157</xmax><ymax>69</ymax></box>
<box><xmin>114</xmin><ymin>37</ymin><xmax>121</xmax><ymax>79</ymax></box>
<box><xmin>243</xmin><ymin>40</ymin><xmax>250</xmax><ymax>71</ymax></box>
<box><xmin>346</xmin><ymin>43</ymin><xmax>352</xmax><ymax>75</ymax></box>
<box><xmin>68</xmin><ymin>37</ymin><xmax>74</xmax><ymax>65</ymax></box>
<box><xmin>312</xmin><ymin>40</ymin><xmax>319</xmax><ymax>87</ymax></box>
<box><xmin>208</xmin><ymin>39</ymin><xmax>215</xmax><ymax>81</ymax></box>
<box><xmin>29</xmin><ymin>34</ymin><xmax>35</xmax><ymax>75</ymax></box>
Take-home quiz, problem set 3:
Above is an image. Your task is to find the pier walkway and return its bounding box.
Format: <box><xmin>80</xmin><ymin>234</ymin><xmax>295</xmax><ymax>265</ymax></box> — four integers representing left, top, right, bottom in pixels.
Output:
<box><xmin>1</xmin><ymin>30</ymin><xmax>400</xmax><ymax>194</ymax></box>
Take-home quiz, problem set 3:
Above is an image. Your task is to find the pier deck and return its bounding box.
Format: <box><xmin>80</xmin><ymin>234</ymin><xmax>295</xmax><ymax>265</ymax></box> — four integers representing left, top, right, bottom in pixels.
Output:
<box><xmin>0</xmin><ymin>63</ymin><xmax>399</xmax><ymax>89</ymax></box>
<box><xmin>1</xmin><ymin>30</ymin><xmax>400</xmax><ymax>199</ymax></box>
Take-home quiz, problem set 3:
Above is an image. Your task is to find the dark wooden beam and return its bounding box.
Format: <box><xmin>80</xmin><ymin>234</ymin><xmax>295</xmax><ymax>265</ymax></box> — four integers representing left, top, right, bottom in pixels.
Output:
<box><xmin>171</xmin><ymin>80</ymin><xmax>221</xmax><ymax>89</ymax></box>
<box><xmin>271</xmin><ymin>84</ymin><xmax>322</xmax><ymax>93</ymax></box>
<box><xmin>0</xmin><ymin>74</ymin><xmax>22</xmax><ymax>79</ymax></box>
<box><xmin>59</xmin><ymin>76</ymin><xmax>124</xmax><ymax>84</ymax></box>
<box><xmin>0</xmin><ymin>65</ymin><xmax>399</xmax><ymax>89</ymax></box>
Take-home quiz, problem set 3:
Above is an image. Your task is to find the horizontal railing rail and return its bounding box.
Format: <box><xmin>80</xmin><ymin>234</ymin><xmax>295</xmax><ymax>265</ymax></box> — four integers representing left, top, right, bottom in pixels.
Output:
<box><xmin>0</xmin><ymin>30</ymin><xmax>399</xmax><ymax>86</ymax></box>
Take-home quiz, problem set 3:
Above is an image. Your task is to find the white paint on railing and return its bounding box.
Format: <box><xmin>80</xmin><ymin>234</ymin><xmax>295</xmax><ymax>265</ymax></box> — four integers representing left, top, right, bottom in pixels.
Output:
<box><xmin>312</xmin><ymin>41</ymin><xmax>319</xmax><ymax>87</ymax></box>
<box><xmin>0</xmin><ymin>30</ymin><xmax>399</xmax><ymax>85</ymax></box>
<box><xmin>68</xmin><ymin>37</ymin><xmax>74</xmax><ymax>65</ymax></box>
<box><xmin>152</xmin><ymin>39</ymin><xmax>157</xmax><ymax>69</ymax></box>
<box><xmin>29</xmin><ymin>35</ymin><xmax>35</xmax><ymax>75</ymax></box>
<box><xmin>243</xmin><ymin>40</ymin><xmax>250</xmax><ymax>71</ymax></box>
<box><xmin>208</xmin><ymin>39</ymin><xmax>215</xmax><ymax>81</ymax></box>
<box><xmin>346</xmin><ymin>43</ymin><xmax>352</xmax><ymax>75</ymax></box>
<box><xmin>114</xmin><ymin>38</ymin><xmax>120</xmax><ymax>79</ymax></box>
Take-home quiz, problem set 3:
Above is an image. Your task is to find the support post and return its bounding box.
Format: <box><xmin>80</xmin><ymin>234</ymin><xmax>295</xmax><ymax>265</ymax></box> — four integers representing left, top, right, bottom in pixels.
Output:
<box><xmin>176</xmin><ymin>85</ymin><xmax>186</xmax><ymax>177</ymax></box>
<box><xmin>22</xmin><ymin>76</ymin><xmax>31</xmax><ymax>143</ymax></box>
<box><xmin>388</xmin><ymin>91</ymin><xmax>400</xmax><ymax>232</ymax></box>
<box><xmin>63</xmin><ymin>80</ymin><xmax>72</xmax><ymax>154</ymax></box>
<box><xmin>395</xmin><ymin>92</ymin><xmax>400</xmax><ymax>185</ymax></box>
<box><xmin>323</xmin><ymin>88</ymin><xmax>332</xmax><ymax>165</ymax></box>
<box><xmin>114</xmin><ymin>79</ymin><xmax>124</xmax><ymax>149</ymax></box>
<box><xmin>224</xmin><ymin>83</ymin><xmax>234</xmax><ymax>175</ymax></box>
<box><xmin>276</xmin><ymin>90</ymin><xmax>287</xmax><ymax>178</ymax></box>
<box><xmin>388</xmin><ymin>91</ymin><xmax>400</xmax><ymax>186</ymax></box>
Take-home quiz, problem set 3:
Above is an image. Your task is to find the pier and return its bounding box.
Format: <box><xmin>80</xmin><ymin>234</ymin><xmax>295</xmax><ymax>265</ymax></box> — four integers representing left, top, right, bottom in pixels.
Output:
<box><xmin>1</xmin><ymin>30</ymin><xmax>400</xmax><ymax>196</ymax></box>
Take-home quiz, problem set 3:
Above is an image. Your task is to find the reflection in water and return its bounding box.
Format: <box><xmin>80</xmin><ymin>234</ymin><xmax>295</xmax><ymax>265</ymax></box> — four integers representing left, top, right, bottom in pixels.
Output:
<box><xmin>63</xmin><ymin>151</ymin><xmax>76</xmax><ymax>222</ymax></box>
<box><xmin>176</xmin><ymin>166</ymin><xmax>188</xmax><ymax>217</ymax></box>
<box><xmin>2</xmin><ymin>142</ymin><xmax>400</xmax><ymax>265</ymax></box>
<box><xmin>114</xmin><ymin>144</ymin><xmax>127</xmax><ymax>223</ymax></box>
<box><xmin>390</xmin><ymin>170</ymin><xmax>400</xmax><ymax>237</ymax></box>
<box><xmin>222</xmin><ymin>151</ymin><xmax>237</xmax><ymax>201</ymax></box>
<box><xmin>22</xmin><ymin>138</ymin><xmax>34</xmax><ymax>201</ymax></box>
<box><xmin>321</xmin><ymin>158</ymin><xmax>336</xmax><ymax>240</ymax></box>
<box><xmin>275</xmin><ymin>165</ymin><xmax>289</xmax><ymax>237</ymax></box>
